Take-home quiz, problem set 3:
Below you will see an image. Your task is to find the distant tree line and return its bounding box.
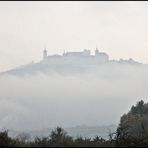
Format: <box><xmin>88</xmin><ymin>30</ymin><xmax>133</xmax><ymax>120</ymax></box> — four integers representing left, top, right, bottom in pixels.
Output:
<box><xmin>1</xmin><ymin>100</ymin><xmax>148</xmax><ymax>147</ymax></box>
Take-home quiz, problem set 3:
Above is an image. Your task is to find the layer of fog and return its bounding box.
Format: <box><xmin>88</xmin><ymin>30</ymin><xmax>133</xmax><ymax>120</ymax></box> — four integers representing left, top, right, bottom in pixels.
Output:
<box><xmin>0</xmin><ymin>63</ymin><xmax>148</xmax><ymax>131</ymax></box>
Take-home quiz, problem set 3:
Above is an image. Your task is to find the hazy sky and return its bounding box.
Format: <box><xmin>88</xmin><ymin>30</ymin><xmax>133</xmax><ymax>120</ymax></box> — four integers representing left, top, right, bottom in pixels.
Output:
<box><xmin>1</xmin><ymin>1</ymin><xmax>148</xmax><ymax>71</ymax></box>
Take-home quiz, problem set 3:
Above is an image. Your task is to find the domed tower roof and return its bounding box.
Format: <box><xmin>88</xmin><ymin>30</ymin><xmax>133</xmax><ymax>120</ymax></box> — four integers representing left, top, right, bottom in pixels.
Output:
<box><xmin>95</xmin><ymin>46</ymin><xmax>99</xmax><ymax>55</ymax></box>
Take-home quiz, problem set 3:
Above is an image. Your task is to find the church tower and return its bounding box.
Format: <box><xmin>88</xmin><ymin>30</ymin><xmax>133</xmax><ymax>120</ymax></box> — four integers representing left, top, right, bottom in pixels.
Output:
<box><xmin>95</xmin><ymin>46</ymin><xmax>99</xmax><ymax>56</ymax></box>
<box><xmin>43</xmin><ymin>48</ymin><xmax>47</xmax><ymax>60</ymax></box>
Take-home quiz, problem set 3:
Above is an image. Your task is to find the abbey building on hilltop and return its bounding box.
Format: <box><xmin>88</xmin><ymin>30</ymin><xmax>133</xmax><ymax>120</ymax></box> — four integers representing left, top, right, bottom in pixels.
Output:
<box><xmin>42</xmin><ymin>48</ymin><xmax>109</xmax><ymax>65</ymax></box>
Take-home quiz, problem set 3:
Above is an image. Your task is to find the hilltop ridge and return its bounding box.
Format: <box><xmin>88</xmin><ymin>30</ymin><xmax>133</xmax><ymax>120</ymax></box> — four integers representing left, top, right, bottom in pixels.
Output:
<box><xmin>1</xmin><ymin>48</ymin><xmax>142</xmax><ymax>76</ymax></box>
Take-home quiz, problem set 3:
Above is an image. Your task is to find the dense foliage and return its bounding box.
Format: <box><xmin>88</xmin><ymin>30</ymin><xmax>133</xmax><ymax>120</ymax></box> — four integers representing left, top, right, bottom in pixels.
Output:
<box><xmin>115</xmin><ymin>100</ymin><xmax>148</xmax><ymax>146</ymax></box>
<box><xmin>1</xmin><ymin>100</ymin><xmax>148</xmax><ymax>147</ymax></box>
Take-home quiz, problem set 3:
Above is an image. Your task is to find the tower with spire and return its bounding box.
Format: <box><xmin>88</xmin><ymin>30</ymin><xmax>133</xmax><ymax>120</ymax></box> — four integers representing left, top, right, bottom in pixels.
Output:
<box><xmin>95</xmin><ymin>46</ymin><xmax>99</xmax><ymax>56</ymax></box>
<box><xmin>43</xmin><ymin>48</ymin><xmax>47</xmax><ymax>60</ymax></box>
